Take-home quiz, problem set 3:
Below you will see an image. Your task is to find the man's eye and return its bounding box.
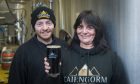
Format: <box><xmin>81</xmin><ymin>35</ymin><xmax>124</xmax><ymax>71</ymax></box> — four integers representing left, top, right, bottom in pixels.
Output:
<box><xmin>36</xmin><ymin>23</ymin><xmax>43</xmax><ymax>26</ymax></box>
<box><xmin>37</xmin><ymin>23</ymin><xmax>41</xmax><ymax>25</ymax></box>
<box><xmin>37</xmin><ymin>23</ymin><xmax>42</xmax><ymax>25</ymax></box>
<box><xmin>47</xmin><ymin>22</ymin><xmax>51</xmax><ymax>25</ymax></box>
<box><xmin>46</xmin><ymin>21</ymin><xmax>53</xmax><ymax>25</ymax></box>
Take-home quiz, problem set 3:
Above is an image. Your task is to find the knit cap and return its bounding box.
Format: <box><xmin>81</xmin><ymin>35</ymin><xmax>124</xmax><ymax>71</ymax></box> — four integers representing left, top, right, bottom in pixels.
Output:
<box><xmin>31</xmin><ymin>6</ymin><xmax>56</xmax><ymax>29</ymax></box>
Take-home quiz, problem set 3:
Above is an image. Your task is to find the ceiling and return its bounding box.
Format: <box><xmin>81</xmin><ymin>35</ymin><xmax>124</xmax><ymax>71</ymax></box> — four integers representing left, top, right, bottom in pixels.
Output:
<box><xmin>0</xmin><ymin>0</ymin><xmax>51</xmax><ymax>25</ymax></box>
<box><xmin>0</xmin><ymin>0</ymin><xmax>31</xmax><ymax>25</ymax></box>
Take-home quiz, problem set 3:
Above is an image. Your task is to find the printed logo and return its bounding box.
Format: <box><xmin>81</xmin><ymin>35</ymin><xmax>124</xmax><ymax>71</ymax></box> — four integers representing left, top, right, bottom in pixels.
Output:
<box><xmin>48</xmin><ymin>52</ymin><xmax>57</xmax><ymax>58</ymax></box>
<box><xmin>37</xmin><ymin>10</ymin><xmax>50</xmax><ymax>19</ymax></box>
<box><xmin>64</xmin><ymin>64</ymin><xmax>108</xmax><ymax>83</ymax></box>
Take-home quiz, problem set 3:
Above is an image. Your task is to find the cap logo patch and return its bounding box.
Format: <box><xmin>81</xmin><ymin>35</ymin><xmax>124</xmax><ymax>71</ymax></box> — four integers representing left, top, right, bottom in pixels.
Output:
<box><xmin>37</xmin><ymin>10</ymin><xmax>50</xmax><ymax>19</ymax></box>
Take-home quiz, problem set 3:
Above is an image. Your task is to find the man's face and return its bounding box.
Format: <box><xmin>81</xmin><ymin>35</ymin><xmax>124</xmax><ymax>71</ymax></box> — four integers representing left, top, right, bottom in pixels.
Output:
<box><xmin>35</xmin><ymin>19</ymin><xmax>54</xmax><ymax>41</ymax></box>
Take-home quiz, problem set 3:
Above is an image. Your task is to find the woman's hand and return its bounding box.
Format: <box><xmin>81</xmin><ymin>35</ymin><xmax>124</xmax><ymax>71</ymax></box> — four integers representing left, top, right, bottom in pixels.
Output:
<box><xmin>44</xmin><ymin>57</ymin><xmax>51</xmax><ymax>73</ymax></box>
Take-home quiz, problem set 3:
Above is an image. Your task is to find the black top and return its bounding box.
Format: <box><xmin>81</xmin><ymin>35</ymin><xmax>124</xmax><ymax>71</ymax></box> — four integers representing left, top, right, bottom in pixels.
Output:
<box><xmin>62</xmin><ymin>43</ymin><xmax>128</xmax><ymax>84</ymax></box>
<box><xmin>8</xmin><ymin>35</ymin><xmax>67</xmax><ymax>84</ymax></box>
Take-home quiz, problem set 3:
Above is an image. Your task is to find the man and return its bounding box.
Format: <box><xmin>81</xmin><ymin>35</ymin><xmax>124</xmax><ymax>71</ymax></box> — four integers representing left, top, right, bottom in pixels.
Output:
<box><xmin>8</xmin><ymin>6</ymin><xmax>67</xmax><ymax>84</ymax></box>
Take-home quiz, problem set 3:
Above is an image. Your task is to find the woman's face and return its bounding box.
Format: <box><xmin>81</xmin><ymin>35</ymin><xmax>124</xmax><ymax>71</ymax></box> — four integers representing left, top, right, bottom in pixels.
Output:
<box><xmin>35</xmin><ymin>19</ymin><xmax>54</xmax><ymax>41</ymax></box>
<box><xmin>76</xmin><ymin>21</ymin><xmax>96</xmax><ymax>46</ymax></box>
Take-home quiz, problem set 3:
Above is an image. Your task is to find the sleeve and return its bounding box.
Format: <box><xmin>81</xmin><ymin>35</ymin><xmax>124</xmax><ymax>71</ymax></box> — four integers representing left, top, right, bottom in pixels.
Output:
<box><xmin>110</xmin><ymin>52</ymin><xmax>129</xmax><ymax>84</ymax></box>
<box><xmin>8</xmin><ymin>47</ymin><xmax>28</xmax><ymax>84</ymax></box>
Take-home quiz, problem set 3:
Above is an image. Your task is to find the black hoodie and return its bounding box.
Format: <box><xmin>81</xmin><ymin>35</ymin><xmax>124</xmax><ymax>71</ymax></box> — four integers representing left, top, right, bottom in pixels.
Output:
<box><xmin>8</xmin><ymin>35</ymin><xmax>67</xmax><ymax>84</ymax></box>
<box><xmin>62</xmin><ymin>43</ymin><xmax>128</xmax><ymax>84</ymax></box>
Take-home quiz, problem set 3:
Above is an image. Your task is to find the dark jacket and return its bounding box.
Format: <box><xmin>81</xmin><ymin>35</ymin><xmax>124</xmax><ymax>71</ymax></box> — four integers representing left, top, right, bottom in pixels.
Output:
<box><xmin>62</xmin><ymin>43</ymin><xmax>128</xmax><ymax>84</ymax></box>
<box><xmin>8</xmin><ymin>35</ymin><xmax>67</xmax><ymax>84</ymax></box>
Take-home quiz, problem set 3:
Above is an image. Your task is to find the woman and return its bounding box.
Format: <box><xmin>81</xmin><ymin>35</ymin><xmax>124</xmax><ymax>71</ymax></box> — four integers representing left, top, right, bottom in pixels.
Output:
<box><xmin>45</xmin><ymin>10</ymin><xmax>128</xmax><ymax>84</ymax></box>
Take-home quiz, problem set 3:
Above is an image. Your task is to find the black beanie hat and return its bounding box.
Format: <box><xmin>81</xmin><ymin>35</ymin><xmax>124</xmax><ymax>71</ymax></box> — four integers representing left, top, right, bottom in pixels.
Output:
<box><xmin>31</xmin><ymin>6</ymin><xmax>56</xmax><ymax>29</ymax></box>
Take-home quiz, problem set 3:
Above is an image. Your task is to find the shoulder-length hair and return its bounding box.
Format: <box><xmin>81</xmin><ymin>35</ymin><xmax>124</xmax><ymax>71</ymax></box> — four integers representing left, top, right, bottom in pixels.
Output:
<box><xmin>71</xmin><ymin>10</ymin><xmax>108</xmax><ymax>48</ymax></box>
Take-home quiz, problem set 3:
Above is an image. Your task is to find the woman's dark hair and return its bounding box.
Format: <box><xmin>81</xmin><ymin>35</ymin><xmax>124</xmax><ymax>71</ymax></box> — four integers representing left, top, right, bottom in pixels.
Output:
<box><xmin>71</xmin><ymin>10</ymin><xmax>108</xmax><ymax>48</ymax></box>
